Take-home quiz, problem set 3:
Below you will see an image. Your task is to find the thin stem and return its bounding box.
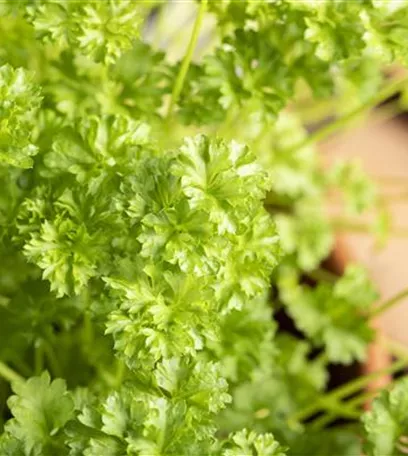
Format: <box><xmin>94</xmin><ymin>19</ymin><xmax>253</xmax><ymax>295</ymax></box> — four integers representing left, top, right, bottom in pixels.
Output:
<box><xmin>308</xmin><ymin>268</ymin><xmax>338</xmax><ymax>283</ymax></box>
<box><xmin>320</xmin><ymin>399</ymin><xmax>361</xmax><ymax>420</ymax></box>
<box><xmin>329</xmin><ymin>359</ymin><xmax>405</xmax><ymax>401</ymax></box>
<box><xmin>331</xmin><ymin>218</ymin><xmax>371</xmax><ymax>233</ymax></box>
<box><xmin>386</xmin><ymin>338</ymin><xmax>408</xmax><ymax>361</ymax></box>
<box><xmin>0</xmin><ymin>361</ymin><xmax>23</xmax><ymax>384</ymax></box>
<box><xmin>10</xmin><ymin>358</ymin><xmax>32</xmax><ymax>377</ymax></box>
<box><xmin>166</xmin><ymin>0</ymin><xmax>207</xmax><ymax>118</ymax></box>
<box><xmin>97</xmin><ymin>367</ymin><xmax>117</xmax><ymax>388</ymax></box>
<box><xmin>34</xmin><ymin>340</ymin><xmax>44</xmax><ymax>376</ymax></box>
<box><xmin>313</xmin><ymin>351</ymin><xmax>330</xmax><ymax>365</ymax></box>
<box><xmin>115</xmin><ymin>359</ymin><xmax>126</xmax><ymax>387</ymax></box>
<box><xmin>311</xmin><ymin>390</ymin><xmax>378</xmax><ymax>430</ymax></box>
<box><xmin>369</xmin><ymin>288</ymin><xmax>408</xmax><ymax>318</ymax></box>
<box><xmin>215</xmin><ymin>109</ymin><xmax>242</xmax><ymax>139</ymax></box>
<box><xmin>42</xmin><ymin>339</ymin><xmax>62</xmax><ymax>378</ymax></box>
<box><xmin>331</xmin><ymin>217</ymin><xmax>408</xmax><ymax>237</ymax></box>
<box><xmin>289</xmin><ymin>358</ymin><xmax>406</xmax><ymax>424</ymax></box>
<box><xmin>294</xmin><ymin>97</ymin><xmax>402</xmax><ymax>129</ymax></box>
<box><xmin>312</xmin><ymin>338</ymin><xmax>408</xmax><ymax>429</ymax></box>
<box><xmin>287</xmin><ymin>76</ymin><xmax>408</xmax><ymax>153</ymax></box>
<box><xmin>82</xmin><ymin>311</ymin><xmax>93</xmax><ymax>348</ymax></box>
<box><xmin>311</xmin><ymin>411</ymin><xmax>349</xmax><ymax>431</ymax></box>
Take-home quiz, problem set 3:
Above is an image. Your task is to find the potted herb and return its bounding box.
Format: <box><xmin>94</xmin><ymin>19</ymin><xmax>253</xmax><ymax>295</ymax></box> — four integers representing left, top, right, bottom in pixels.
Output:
<box><xmin>1</xmin><ymin>1</ymin><xmax>408</xmax><ymax>455</ymax></box>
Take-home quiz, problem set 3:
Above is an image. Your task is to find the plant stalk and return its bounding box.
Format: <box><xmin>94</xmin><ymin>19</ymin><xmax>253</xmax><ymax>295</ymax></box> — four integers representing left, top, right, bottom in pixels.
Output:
<box><xmin>115</xmin><ymin>359</ymin><xmax>126</xmax><ymax>387</ymax></box>
<box><xmin>311</xmin><ymin>389</ymin><xmax>379</xmax><ymax>430</ymax></box>
<box><xmin>10</xmin><ymin>358</ymin><xmax>32</xmax><ymax>377</ymax></box>
<box><xmin>34</xmin><ymin>340</ymin><xmax>44</xmax><ymax>376</ymax></box>
<box><xmin>82</xmin><ymin>310</ymin><xmax>93</xmax><ymax>347</ymax></box>
<box><xmin>0</xmin><ymin>361</ymin><xmax>23</xmax><ymax>384</ymax></box>
<box><xmin>385</xmin><ymin>338</ymin><xmax>408</xmax><ymax>361</ymax></box>
<box><xmin>166</xmin><ymin>0</ymin><xmax>207</xmax><ymax>118</ymax></box>
<box><xmin>331</xmin><ymin>217</ymin><xmax>408</xmax><ymax>237</ymax></box>
<box><xmin>369</xmin><ymin>288</ymin><xmax>408</xmax><ymax>318</ymax></box>
<box><xmin>42</xmin><ymin>339</ymin><xmax>62</xmax><ymax>378</ymax></box>
<box><xmin>288</xmin><ymin>76</ymin><xmax>408</xmax><ymax>152</ymax></box>
<box><xmin>289</xmin><ymin>358</ymin><xmax>406</xmax><ymax>424</ymax></box>
<box><xmin>308</xmin><ymin>268</ymin><xmax>338</xmax><ymax>283</ymax></box>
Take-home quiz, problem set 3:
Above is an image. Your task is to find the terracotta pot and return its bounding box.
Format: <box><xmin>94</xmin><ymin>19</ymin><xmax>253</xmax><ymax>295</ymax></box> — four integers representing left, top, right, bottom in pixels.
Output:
<box><xmin>330</xmin><ymin>230</ymin><xmax>392</xmax><ymax>404</ymax></box>
<box><xmin>320</xmin><ymin>111</ymin><xmax>408</xmax><ymax>399</ymax></box>
<box><xmin>322</xmin><ymin>115</ymin><xmax>408</xmax><ymax>349</ymax></box>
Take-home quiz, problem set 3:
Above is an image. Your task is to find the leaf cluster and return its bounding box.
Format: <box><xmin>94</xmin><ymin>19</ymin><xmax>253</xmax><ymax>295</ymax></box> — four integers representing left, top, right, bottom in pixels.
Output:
<box><xmin>0</xmin><ymin>1</ymin><xmax>407</xmax><ymax>455</ymax></box>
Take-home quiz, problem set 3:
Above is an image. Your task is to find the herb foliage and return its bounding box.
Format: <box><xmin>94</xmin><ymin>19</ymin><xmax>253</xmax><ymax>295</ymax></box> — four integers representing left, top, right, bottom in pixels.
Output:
<box><xmin>1</xmin><ymin>1</ymin><xmax>408</xmax><ymax>455</ymax></box>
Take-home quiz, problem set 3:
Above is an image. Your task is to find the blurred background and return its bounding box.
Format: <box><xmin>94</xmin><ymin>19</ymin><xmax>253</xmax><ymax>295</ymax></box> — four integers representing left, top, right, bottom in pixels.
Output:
<box><xmin>324</xmin><ymin>109</ymin><xmax>408</xmax><ymax>347</ymax></box>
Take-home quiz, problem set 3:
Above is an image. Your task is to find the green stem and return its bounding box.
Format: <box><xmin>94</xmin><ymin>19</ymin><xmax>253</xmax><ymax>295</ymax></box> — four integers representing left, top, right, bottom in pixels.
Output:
<box><xmin>331</xmin><ymin>218</ymin><xmax>371</xmax><ymax>233</ymax></box>
<box><xmin>321</xmin><ymin>399</ymin><xmax>361</xmax><ymax>420</ymax></box>
<box><xmin>313</xmin><ymin>351</ymin><xmax>330</xmax><ymax>365</ymax></box>
<box><xmin>288</xmin><ymin>76</ymin><xmax>408</xmax><ymax>153</ymax></box>
<box><xmin>96</xmin><ymin>367</ymin><xmax>117</xmax><ymax>388</ymax></box>
<box><xmin>0</xmin><ymin>361</ymin><xmax>23</xmax><ymax>384</ymax></box>
<box><xmin>215</xmin><ymin>109</ymin><xmax>242</xmax><ymax>139</ymax></box>
<box><xmin>369</xmin><ymin>288</ymin><xmax>408</xmax><ymax>318</ymax></box>
<box><xmin>289</xmin><ymin>358</ymin><xmax>406</xmax><ymax>424</ymax></box>
<box><xmin>10</xmin><ymin>358</ymin><xmax>32</xmax><ymax>377</ymax></box>
<box><xmin>42</xmin><ymin>339</ymin><xmax>62</xmax><ymax>378</ymax></box>
<box><xmin>166</xmin><ymin>0</ymin><xmax>207</xmax><ymax>118</ymax></box>
<box><xmin>34</xmin><ymin>340</ymin><xmax>44</xmax><ymax>376</ymax></box>
<box><xmin>308</xmin><ymin>268</ymin><xmax>338</xmax><ymax>283</ymax></box>
<box><xmin>115</xmin><ymin>359</ymin><xmax>126</xmax><ymax>387</ymax></box>
<box><xmin>311</xmin><ymin>390</ymin><xmax>378</xmax><ymax>430</ymax></box>
<box><xmin>82</xmin><ymin>311</ymin><xmax>93</xmax><ymax>348</ymax></box>
<box><xmin>331</xmin><ymin>217</ymin><xmax>408</xmax><ymax>237</ymax></box>
<box><xmin>386</xmin><ymin>338</ymin><xmax>408</xmax><ymax>361</ymax></box>
<box><xmin>329</xmin><ymin>360</ymin><xmax>404</xmax><ymax>401</ymax></box>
